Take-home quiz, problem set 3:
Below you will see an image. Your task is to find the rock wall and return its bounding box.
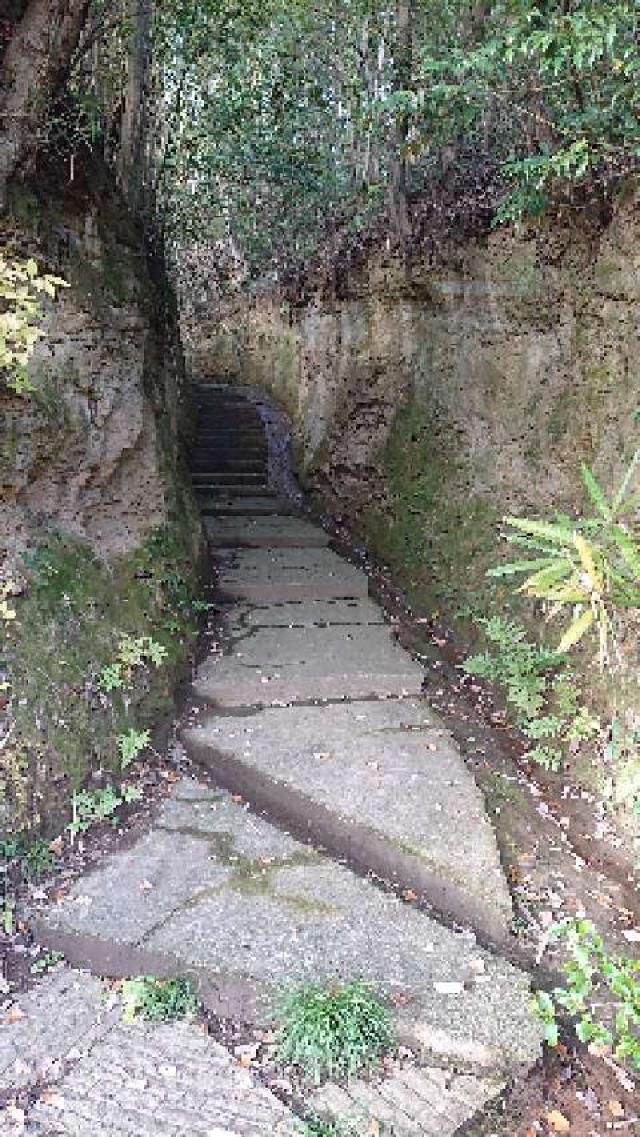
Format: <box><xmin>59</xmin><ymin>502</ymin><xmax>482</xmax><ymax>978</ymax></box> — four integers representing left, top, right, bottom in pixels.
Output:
<box><xmin>193</xmin><ymin>191</ymin><xmax>639</xmax><ymax>532</ymax></box>
<box><xmin>1</xmin><ymin>156</ymin><xmax>200</xmax><ymax>835</ymax></box>
<box><xmin>1</xmin><ymin>159</ymin><xmax>194</xmax><ymax>571</ymax></box>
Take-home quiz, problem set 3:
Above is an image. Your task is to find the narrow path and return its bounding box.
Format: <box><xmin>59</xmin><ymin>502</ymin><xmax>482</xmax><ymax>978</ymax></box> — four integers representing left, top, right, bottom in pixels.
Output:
<box><xmin>3</xmin><ymin>384</ymin><xmax>542</xmax><ymax>1136</ymax></box>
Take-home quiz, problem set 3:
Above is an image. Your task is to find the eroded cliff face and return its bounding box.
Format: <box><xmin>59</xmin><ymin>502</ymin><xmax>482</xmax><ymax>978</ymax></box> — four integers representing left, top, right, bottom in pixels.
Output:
<box><xmin>1</xmin><ymin>166</ymin><xmax>193</xmax><ymax>570</ymax></box>
<box><xmin>193</xmin><ymin>192</ymin><xmax>639</xmax><ymax>532</ymax></box>
<box><xmin>189</xmin><ymin>191</ymin><xmax>639</xmax><ymax>837</ymax></box>
<box><xmin>1</xmin><ymin>160</ymin><xmax>200</xmax><ymax>835</ymax></box>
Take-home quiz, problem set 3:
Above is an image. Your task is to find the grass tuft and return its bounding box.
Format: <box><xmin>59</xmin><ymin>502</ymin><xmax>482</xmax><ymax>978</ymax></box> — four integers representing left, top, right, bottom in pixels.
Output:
<box><xmin>120</xmin><ymin>976</ymin><xmax>198</xmax><ymax>1024</ymax></box>
<box><xmin>275</xmin><ymin>980</ymin><xmax>397</xmax><ymax>1085</ymax></box>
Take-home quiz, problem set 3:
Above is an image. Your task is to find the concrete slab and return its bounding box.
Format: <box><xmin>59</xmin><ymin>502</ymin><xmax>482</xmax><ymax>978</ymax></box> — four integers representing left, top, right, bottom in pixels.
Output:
<box><xmin>184</xmin><ymin>699</ymin><xmax>512</xmax><ymax>938</ymax></box>
<box><xmin>309</xmin><ymin>1065</ymin><xmax>505</xmax><ymax>1137</ymax></box>
<box><xmin>5</xmin><ymin>977</ymin><xmax>296</xmax><ymax>1137</ymax></box>
<box><xmin>199</xmin><ymin>497</ymin><xmax>300</xmax><ymax>516</ymax></box>
<box><xmin>226</xmin><ymin>597</ymin><xmax>387</xmax><ymax>629</ymax></box>
<box><xmin>216</xmin><ymin>547</ymin><xmax>369</xmax><ymax>601</ymax></box>
<box><xmin>34</xmin><ymin>782</ymin><xmax>541</xmax><ymax>1078</ymax></box>
<box><xmin>205</xmin><ymin>515</ymin><xmax>329</xmax><ymax>548</ymax></box>
<box><xmin>192</xmin><ymin>624</ymin><xmax>423</xmax><ymax>705</ymax></box>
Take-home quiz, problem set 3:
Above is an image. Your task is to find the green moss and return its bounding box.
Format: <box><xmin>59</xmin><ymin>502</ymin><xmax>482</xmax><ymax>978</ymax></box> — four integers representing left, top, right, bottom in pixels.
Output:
<box><xmin>2</xmin><ymin>523</ymin><xmax>201</xmax><ymax>837</ymax></box>
<box><xmin>357</xmin><ymin>398</ymin><xmax>499</xmax><ymax>622</ymax></box>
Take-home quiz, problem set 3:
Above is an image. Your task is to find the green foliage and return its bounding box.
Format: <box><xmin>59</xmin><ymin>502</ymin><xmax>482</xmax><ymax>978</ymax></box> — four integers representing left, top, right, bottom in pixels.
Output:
<box><xmin>4</xmin><ymin>526</ymin><xmax>200</xmax><ymax>833</ymax></box>
<box><xmin>274</xmin><ymin>981</ymin><xmax>397</xmax><ymax>1085</ymax></box>
<box><xmin>0</xmin><ymin>254</ymin><xmax>68</xmax><ymax>394</ymax></box>
<box><xmin>98</xmin><ymin>636</ymin><xmax>168</xmax><ymax>694</ymax></box>
<box><xmin>488</xmin><ymin>450</ymin><xmax>640</xmax><ymax>666</ymax></box>
<box><xmin>533</xmin><ymin>919</ymin><xmax>640</xmax><ymax>1073</ymax></box>
<box><xmin>117</xmin><ymin>728</ymin><xmax>151</xmax><ymax>770</ymax></box>
<box><xmin>464</xmin><ymin>617</ymin><xmax>601</xmax><ymax>771</ymax></box>
<box><xmin>0</xmin><ymin>834</ymin><xmax>54</xmax><ymax>878</ymax></box>
<box><xmin>66</xmin><ymin>784</ymin><xmax>142</xmax><ymax>839</ymax></box>
<box><xmin>120</xmin><ymin>976</ymin><xmax>198</xmax><ymax>1024</ymax></box>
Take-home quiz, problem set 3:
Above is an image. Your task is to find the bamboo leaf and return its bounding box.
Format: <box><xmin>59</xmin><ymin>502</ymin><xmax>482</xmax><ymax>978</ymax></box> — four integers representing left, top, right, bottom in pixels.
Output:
<box><xmin>573</xmin><ymin>532</ymin><xmax>604</xmax><ymax>594</ymax></box>
<box><xmin>557</xmin><ymin>608</ymin><xmax>595</xmax><ymax>652</ymax></box>
<box><xmin>609</xmin><ymin>525</ymin><xmax>640</xmax><ymax>581</ymax></box>
<box><xmin>487</xmin><ymin>556</ymin><xmax>557</xmax><ymax>578</ymax></box>
<box><xmin>580</xmin><ymin>463</ymin><xmax>611</xmax><ymax>520</ymax></box>
<box><xmin>504</xmin><ymin>516</ymin><xmax>573</xmax><ymax>546</ymax></box>
<box><xmin>517</xmin><ymin>560</ymin><xmax>573</xmax><ymax>595</ymax></box>
<box><xmin>612</xmin><ymin>447</ymin><xmax>640</xmax><ymax>515</ymax></box>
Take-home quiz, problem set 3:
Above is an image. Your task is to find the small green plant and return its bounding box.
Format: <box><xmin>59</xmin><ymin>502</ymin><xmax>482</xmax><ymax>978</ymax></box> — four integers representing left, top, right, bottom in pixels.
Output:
<box><xmin>464</xmin><ymin>617</ymin><xmax>602</xmax><ymax>771</ymax></box>
<box><xmin>275</xmin><ymin>980</ymin><xmax>397</xmax><ymax>1085</ymax></box>
<box><xmin>30</xmin><ymin>951</ymin><xmax>65</xmax><ymax>975</ymax></box>
<box><xmin>117</xmin><ymin>728</ymin><xmax>151</xmax><ymax>770</ymax></box>
<box><xmin>489</xmin><ymin>450</ymin><xmax>640</xmax><ymax>667</ymax></box>
<box><xmin>0</xmin><ymin>835</ymin><xmax>54</xmax><ymax>878</ymax></box>
<box><xmin>296</xmin><ymin>1117</ymin><xmax>365</xmax><ymax>1137</ymax></box>
<box><xmin>120</xmin><ymin>976</ymin><xmax>198</xmax><ymax>1024</ymax></box>
<box><xmin>98</xmin><ymin>635</ymin><xmax>168</xmax><ymax>694</ymax></box>
<box><xmin>0</xmin><ymin>254</ymin><xmax>68</xmax><ymax>395</ymax></box>
<box><xmin>66</xmin><ymin>784</ymin><xmax>142</xmax><ymax>839</ymax></box>
<box><xmin>532</xmin><ymin>919</ymin><xmax>640</xmax><ymax>1073</ymax></box>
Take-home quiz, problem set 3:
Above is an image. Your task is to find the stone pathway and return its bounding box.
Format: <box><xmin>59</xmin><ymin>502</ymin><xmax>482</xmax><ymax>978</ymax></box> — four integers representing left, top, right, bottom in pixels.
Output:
<box><xmin>2</xmin><ymin>384</ymin><xmax>542</xmax><ymax>1135</ymax></box>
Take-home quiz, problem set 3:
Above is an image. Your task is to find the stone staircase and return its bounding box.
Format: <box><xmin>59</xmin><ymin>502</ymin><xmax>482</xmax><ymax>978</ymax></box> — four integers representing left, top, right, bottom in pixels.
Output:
<box><xmin>19</xmin><ymin>383</ymin><xmax>542</xmax><ymax>1137</ymax></box>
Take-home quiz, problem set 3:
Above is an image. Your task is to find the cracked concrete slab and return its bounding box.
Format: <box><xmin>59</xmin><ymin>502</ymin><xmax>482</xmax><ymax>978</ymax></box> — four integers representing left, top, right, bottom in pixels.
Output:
<box><xmin>216</xmin><ymin>547</ymin><xmax>369</xmax><ymax>601</ymax></box>
<box><xmin>0</xmin><ymin>972</ymin><xmax>297</xmax><ymax>1137</ymax></box>
<box><xmin>183</xmin><ymin>699</ymin><xmax>512</xmax><ymax>937</ymax></box>
<box><xmin>205</xmin><ymin>515</ymin><xmax>329</xmax><ymax>547</ymax></box>
<box><xmin>34</xmin><ymin>781</ymin><xmax>541</xmax><ymax>1078</ymax></box>
<box><xmin>225</xmin><ymin>597</ymin><xmax>387</xmax><ymax>630</ymax></box>
<box><xmin>193</xmin><ymin>624</ymin><xmax>423</xmax><ymax>705</ymax></box>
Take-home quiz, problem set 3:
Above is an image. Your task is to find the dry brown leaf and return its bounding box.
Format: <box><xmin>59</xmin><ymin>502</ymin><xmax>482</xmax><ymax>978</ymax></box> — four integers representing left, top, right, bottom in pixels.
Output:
<box><xmin>138</xmin><ymin>879</ymin><xmax>154</xmax><ymax>891</ymax></box>
<box><xmin>607</xmin><ymin>1101</ymin><xmax>625</xmax><ymax>1118</ymax></box>
<box><xmin>2</xmin><ymin>1006</ymin><xmax>25</xmax><ymax>1025</ymax></box>
<box><xmin>546</xmin><ymin>1109</ymin><xmax>571</xmax><ymax>1132</ymax></box>
<box><xmin>401</xmin><ymin>888</ymin><xmax>418</xmax><ymax>902</ymax></box>
<box><xmin>48</xmin><ymin>836</ymin><xmax>64</xmax><ymax>857</ymax></box>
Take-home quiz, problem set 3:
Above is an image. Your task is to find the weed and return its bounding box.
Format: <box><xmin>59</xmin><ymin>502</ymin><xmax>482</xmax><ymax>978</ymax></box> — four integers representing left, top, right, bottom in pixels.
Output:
<box><xmin>0</xmin><ymin>835</ymin><xmax>53</xmax><ymax>878</ymax></box>
<box><xmin>117</xmin><ymin>727</ymin><xmax>151</xmax><ymax>770</ymax></box>
<box><xmin>463</xmin><ymin>617</ymin><xmax>602</xmax><ymax>771</ymax></box>
<box><xmin>30</xmin><ymin>951</ymin><xmax>65</xmax><ymax>975</ymax></box>
<box><xmin>66</xmin><ymin>784</ymin><xmax>142</xmax><ymax>839</ymax></box>
<box><xmin>296</xmin><ymin>1117</ymin><xmax>366</xmax><ymax>1137</ymax></box>
<box><xmin>120</xmin><ymin>976</ymin><xmax>198</xmax><ymax>1024</ymax></box>
<box><xmin>532</xmin><ymin>918</ymin><xmax>640</xmax><ymax>1073</ymax></box>
<box><xmin>274</xmin><ymin>980</ymin><xmax>397</xmax><ymax>1085</ymax></box>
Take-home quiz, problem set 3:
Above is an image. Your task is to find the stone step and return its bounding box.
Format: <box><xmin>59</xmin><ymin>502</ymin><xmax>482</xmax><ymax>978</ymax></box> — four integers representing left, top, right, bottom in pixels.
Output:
<box><xmin>183</xmin><ymin>698</ymin><xmax>511</xmax><ymax>942</ymax></box>
<box><xmin>204</xmin><ymin>515</ymin><xmax>329</xmax><ymax>548</ymax></box>
<box><xmin>192</xmin><ymin>458</ymin><xmax>268</xmax><ymax>473</ymax></box>
<box><xmin>192</xmin><ymin>622</ymin><xmax>423</xmax><ymax>706</ymax></box>
<box><xmin>193</xmin><ymin>471</ymin><xmax>266</xmax><ymax>484</ymax></box>
<box><xmin>308</xmin><ymin>1065</ymin><xmax>504</xmax><ymax>1137</ymax></box>
<box><xmin>5</xmin><ymin>971</ymin><xmax>297</xmax><ymax>1137</ymax></box>
<box><xmin>194</xmin><ymin>483</ymin><xmax>272</xmax><ymax>498</ymax></box>
<box><xmin>225</xmin><ymin>597</ymin><xmax>387</xmax><ymax>627</ymax></box>
<box><xmin>200</xmin><ymin>497</ymin><xmax>300</xmax><ymax>516</ymax></box>
<box><xmin>33</xmin><ymin>780</ymin><xmax>542</xmax><ymax>1085</ymax></box>
<box><xmin>214</xmin><ymin>546</ymin><xmax>370</xmax><ymax>602</ymax></box>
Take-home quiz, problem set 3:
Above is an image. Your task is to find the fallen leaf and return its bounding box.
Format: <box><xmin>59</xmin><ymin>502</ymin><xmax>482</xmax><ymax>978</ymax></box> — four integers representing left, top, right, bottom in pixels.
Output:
<box><xmin>2</xmin><ymin>1006</ymin><xmax>25</xmax><ymax>1025</ymax></box>
<box><xmin>607</xmin><ymin>1101</ymin><xmax>625</xmax><ymax>1118</ymax></box>
<box><xmin>138</xmin><ymin>879</ymin><xmax>153</xmax><ymax>892</ymax></box>
<box><xmin>546</xmin><ymin>1109</ymin><xmax>571</xmax><ymax>1132</ymax></box>
<box><xmin>48</xmin><ymin>837</ymin><xmax>64</xmax><ymax>857</ymax></box>
<box><xmin>40</xmin><ymin>1089</ymin><xmax>64</xmax><ymax>1107</ymax></box>
<box><xmin>401</xmin><ymin>889</ymin><xmax>418</xmax><ymax>902</ymax></box>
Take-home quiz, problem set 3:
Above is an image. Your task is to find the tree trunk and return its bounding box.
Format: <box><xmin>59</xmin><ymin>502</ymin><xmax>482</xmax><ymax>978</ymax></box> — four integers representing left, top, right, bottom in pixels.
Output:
<box><xmin>0</xmin><ymin>0</ymin><xmax>90</xmax><ymax>210</ymax></box>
